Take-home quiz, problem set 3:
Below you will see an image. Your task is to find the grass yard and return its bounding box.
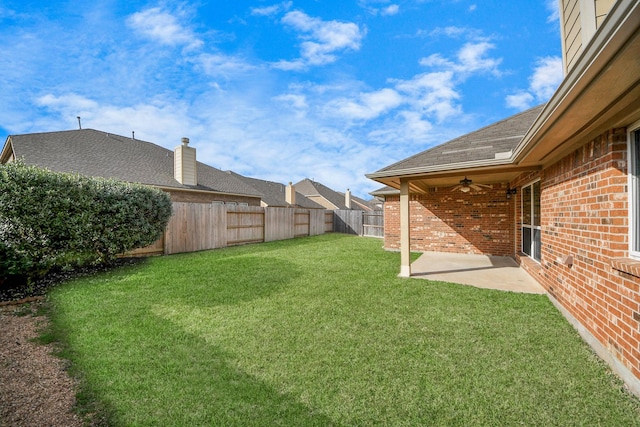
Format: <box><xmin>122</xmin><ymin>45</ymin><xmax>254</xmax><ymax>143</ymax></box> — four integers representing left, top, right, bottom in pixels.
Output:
<box><xmin>48</xmin><ymin>234</ymin><xmax>640</xmax><ymax>426</ymax></box>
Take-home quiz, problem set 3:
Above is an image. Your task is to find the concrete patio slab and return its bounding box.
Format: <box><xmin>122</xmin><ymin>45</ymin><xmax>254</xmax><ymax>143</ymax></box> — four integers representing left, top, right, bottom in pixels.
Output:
<box><xmin>410</xmin><ymin>251</ymin><xmax>546</xmax><ymax>294</ymax></box>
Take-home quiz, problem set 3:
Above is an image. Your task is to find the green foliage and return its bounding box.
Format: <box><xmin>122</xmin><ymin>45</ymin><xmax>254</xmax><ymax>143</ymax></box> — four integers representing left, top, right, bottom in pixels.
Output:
<box><xmin>0</xmin><ymin>161</ymin><xmax>172</xmax><ymax>281</ymax></box>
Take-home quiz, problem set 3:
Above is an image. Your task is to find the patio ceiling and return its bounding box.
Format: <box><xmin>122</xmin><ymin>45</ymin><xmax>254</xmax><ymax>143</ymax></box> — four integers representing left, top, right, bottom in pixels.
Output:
<box><xmin>376</xmin><ymin>165</ymin><xmax>541</xmax><ymax>194</ymax></box>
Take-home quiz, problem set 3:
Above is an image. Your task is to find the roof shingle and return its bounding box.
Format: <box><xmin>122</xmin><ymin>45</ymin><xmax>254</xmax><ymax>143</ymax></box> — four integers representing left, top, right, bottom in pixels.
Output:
<box><xmin>7</xmin><ymin>129</ymin><xmax>260</xmax><ymax>197</ymax></box>
<box><xmin>374</xmin><ymin>105</ymin><xmax>544</xmax><ymax>174</ymax></box>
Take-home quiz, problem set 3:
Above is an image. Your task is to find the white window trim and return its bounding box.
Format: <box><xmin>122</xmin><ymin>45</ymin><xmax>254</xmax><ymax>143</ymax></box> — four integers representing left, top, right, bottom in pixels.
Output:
<box><xmin>629</xmin><ymin>120</ymin><xmax>640</xmax><ymax>260</ymax></box>
<box><xmin>521</xmin><ymin>178</ymin><xmax>542</xmax><ymax>263</ymax></box>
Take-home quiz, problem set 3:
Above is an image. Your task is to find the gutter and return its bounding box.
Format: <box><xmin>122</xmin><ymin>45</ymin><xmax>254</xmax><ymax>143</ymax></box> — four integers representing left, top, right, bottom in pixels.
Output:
<box><xmin>511</xmin><ymin>0</ymin><xmax>640</xmax><ymax>164</ymax></box>
<box><xmin>365</xmin><ymin>157</ymin><xmax>515</xmax><ymax>180</ymax></box>
<box><xmin>366</xmin><ymin>0</ymin><xmax>639</xmax><ymax>182</ymax></box>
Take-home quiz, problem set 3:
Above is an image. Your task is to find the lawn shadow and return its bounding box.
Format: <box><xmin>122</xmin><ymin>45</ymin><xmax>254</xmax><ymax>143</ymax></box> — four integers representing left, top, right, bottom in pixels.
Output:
<box><xmin>152</xmin><ymin>254</ymin><xmax>302</xmax><ymax>308</ymax></box>
<box><xmin>101</xmin><ymin>311</ymin><xmax>343</xmax><ymax>426</ymax></box>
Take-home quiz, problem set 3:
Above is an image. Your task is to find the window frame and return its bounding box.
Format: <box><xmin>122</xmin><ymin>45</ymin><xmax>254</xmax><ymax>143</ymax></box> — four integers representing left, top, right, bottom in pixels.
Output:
<box><xmin>629</xmin><ymin>120</ymin><xmax>640</xmax><ymax>260</ymax></box>
<box><xmin>521</xmin><ymin>179</ymin><xmax>542</xmax><ymax>262</ymax></box>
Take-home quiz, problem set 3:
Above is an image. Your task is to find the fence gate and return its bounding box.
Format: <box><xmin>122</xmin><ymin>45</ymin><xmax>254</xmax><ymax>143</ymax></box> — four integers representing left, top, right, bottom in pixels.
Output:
<box><xmin>363</xmin><ymin>211</ymin><xmax>384</xmax><ymax>238</ymax></box>
<box><xmin>333</xmin><ymin>210</ymin><xmax>363</xmax><ymax>235</ymax></box>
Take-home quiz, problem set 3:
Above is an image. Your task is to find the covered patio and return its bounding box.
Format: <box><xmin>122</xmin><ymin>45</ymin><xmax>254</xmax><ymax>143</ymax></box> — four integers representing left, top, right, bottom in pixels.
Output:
<box><xmin>410</xmin><ymin>251</ymin><xmax>545</xmax><ymax>294</ymax></box>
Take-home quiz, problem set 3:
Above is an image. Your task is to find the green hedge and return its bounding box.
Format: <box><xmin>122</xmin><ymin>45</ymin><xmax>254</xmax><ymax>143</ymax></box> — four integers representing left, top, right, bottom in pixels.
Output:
<box><xmin>0</xmin><ymin>161</ymin><xmax>172</xmax><ymax>281</ymax></box>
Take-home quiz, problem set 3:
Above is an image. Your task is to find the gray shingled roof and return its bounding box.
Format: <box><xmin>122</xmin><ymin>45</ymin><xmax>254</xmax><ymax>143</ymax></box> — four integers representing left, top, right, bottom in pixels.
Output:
<box><xmin>339</xmin><ymin>192</ymin><xmax>373</xmax><ymax>211</ymax></box>
<box><xmin>370</xmin><ymin>185</ymin><xmax>399</xmax><ymax>196</ymax></box>
<box><xmin>7</xmin><ymin>129</ymin><xmax>261</xmax><ymax>197</ymax></box>
<box><xmin>295</xmin><ymin>178</ymin><xmax>356</xmax><ymax>210</ymax></box>
<box><xmin>373</xmin><ymin>105</ymin><xmax>544</xmax><ymax>174</ymax></box>
<box><xmin>226</xmin><ymin>172</ymin><xmax>325</xmax><ymax>209</ymax></box>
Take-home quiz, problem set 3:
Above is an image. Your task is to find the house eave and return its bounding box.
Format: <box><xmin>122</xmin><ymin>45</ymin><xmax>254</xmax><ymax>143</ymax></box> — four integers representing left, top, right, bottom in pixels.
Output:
<box><xmin>513</xmin><ymin>0</ymin><xmax>640</xmax><ymax>166</ymax></box>
<box><xmin>366</xmin><ymin>159</ymin><xmax>541</xmax><ymax>193</ymax></box>
<box><xmin>0</xmin><ymin>137</ymin><xmax>14</xmax><ymax>163</ymax></box>
<box><xmin>365</xmin><ymin>158</ymin><xmax>515</xmax><ymax>181</ymax></box>
<box><xmin>368</xmin><ymin>1</ymin><xmax>640</xmax><ymax>190</ymax></box>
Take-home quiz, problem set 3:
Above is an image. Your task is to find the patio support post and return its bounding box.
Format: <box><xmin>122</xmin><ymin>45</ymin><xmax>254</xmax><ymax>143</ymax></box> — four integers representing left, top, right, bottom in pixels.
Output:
<box><xmin>399</xmin><ymin>179</ymin><xmax>411</xmax><ymax>277</ymax></box>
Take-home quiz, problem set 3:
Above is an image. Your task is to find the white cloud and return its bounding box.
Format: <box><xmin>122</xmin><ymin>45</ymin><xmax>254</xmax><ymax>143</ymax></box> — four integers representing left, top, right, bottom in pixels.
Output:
<box><xmin>328</xmin><ymin>88</ymin><xmax>403</xmax><ymax>121</ymax></box>
<box><xmin>420</xmin><ymin>41</ymin><xmax>501</xmax><ymax>76</ymax></box>
<box><xmin>274</xmin><ymin>11</ymin><xmax>364</xmax><ymax>69</ymax></box>
<box><xmin>545</xmin><ymin>0</ymin><xmax>560</xmax><ymax>23</ymax></box>
<box><xmin>396</xmin><ymin>111</ymin><xmax>433</xmax><ymax>139</ymax></box>
<box><xmin>428</xmin><ymin>26</ymin><xmax>470</xmax><ymax>38</ymax></box>
<box><xmin>127</xmin><ymin>7</ymin><xmax>203</xmax><ymax>50</ymax></box>
<box><xmin>529</xmin><ymin>56</ymin><xmax>564</xmax><ymax>99</ymax></box>
<box><xmin>194</xmin><ymin>53</ymin><xmax>256</xmax><ymax>78</ymax></box>
<box><xmin>36</xmin><ymin>93</ymin><xmax>197</xmax><ymax>144</ymax></box>
<box><xmin>506</xmin><ymin>56</ymin><xmax>563</xmax><ymax>110</ymax></box>
<box><xmin>274</xmin><ymin>93</ymin><xmax>308</xmax><ymax>110</ymax></box>
<box><xmin>394</xmin><ymin>71</ymin><xmax>461</xmax><ymax>122</ymax></box>
<box><xmin>357</xmin><ymin>0</ymin><xmax>399</xmax><ymax>16</ymax></box>
<box><xmin>251</xmin><ymin>2</ymin><xmax>293</xmax><ymax>17</ymax></box>
<box><xmin>37</xmin><ymin>93</ymin><xmax>99</xmax><ymax>112</ymax></box>
<box><xmin>505</xmin><ymin>92</ymin><xmax>534</xmax><ymax>110</ymax></box>
<box><xmin>382</xmin><ymin>5</ymin><xmax>400</xmax><ymax>16</ymax></box>
<box><xmin>456</xmin><ymin>42</ymin><xmax>502</xmax><ymax>75</ymax></box>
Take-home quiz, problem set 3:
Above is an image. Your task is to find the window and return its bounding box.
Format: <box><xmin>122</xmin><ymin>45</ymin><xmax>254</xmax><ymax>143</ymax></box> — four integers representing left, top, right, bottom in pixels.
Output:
<box><xmin>522</xmin><ymin>180</ymin><xmax>541</xmax><ymax>262</ymax></box>
<box><xmin>630</xmin><ymin>123</ymin><xmax>640</xmax><ymax>259</ymax></box>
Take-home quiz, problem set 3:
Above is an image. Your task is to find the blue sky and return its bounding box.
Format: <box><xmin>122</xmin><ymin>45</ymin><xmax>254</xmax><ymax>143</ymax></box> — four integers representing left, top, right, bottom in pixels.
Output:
<box><xmin>0</xmin><ymin>0</ymin><xmax>563</xmax><ymax>199</ymax></box>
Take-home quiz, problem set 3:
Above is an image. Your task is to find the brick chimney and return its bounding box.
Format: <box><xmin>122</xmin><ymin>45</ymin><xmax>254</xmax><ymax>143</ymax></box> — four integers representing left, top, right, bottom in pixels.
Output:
<box><xmin>285</xmin><ymin>182</ymin><xmax>296</xmax><ymax>206</ymax></box>
<box><xmin>174</xmin><ymin>137</ymin><xmax>197</xmax><ymax>186</ymax></box>
<box><xmin>345</xmin><ymin>188</ymin><xmax>352</xmax><ymax>209</ymax></box>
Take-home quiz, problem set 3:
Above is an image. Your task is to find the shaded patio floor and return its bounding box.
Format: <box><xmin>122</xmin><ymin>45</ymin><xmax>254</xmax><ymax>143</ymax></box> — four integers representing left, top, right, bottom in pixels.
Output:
<box><xmin>410</xmin><ymin>251</ymin><xmax>546</xmax><ymax>294</ymax></box>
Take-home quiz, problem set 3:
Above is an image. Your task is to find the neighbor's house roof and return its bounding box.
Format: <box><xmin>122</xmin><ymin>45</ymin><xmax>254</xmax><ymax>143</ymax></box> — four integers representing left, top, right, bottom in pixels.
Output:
<box><xmin>294</xmin><ymin>178</ymin><xmax>355</xmax><ymax>210</ymax></box>
<box><xmin>370</xmin><ymin>185</ymin><xmax>400</xmax><ymax>197</ymax></box>
<box><xmin>342</xmin><ymin>192</ymin><xmax>375</xmax><ymax>212</ymax></box>
<box><xmin>0</xmin><ymin>129</ymin><xmax>261</xmax><ymax>199</ymax></box>
<box><xmin>367</xmin><ymin>0</ymin><xmax>640</xmax><ymax>192</ymax></box>
<box><xmin>225</xmin><ymin>172</ymin><xmax>325</xmax><ymax>209</ymax></box>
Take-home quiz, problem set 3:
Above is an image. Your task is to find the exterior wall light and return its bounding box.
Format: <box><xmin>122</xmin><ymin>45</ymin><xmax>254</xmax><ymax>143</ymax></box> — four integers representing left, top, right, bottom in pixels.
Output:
<box><xmin>506</xmin><ymin>187</ymin><xmax>517</xmax><ymax>199</ymax></box>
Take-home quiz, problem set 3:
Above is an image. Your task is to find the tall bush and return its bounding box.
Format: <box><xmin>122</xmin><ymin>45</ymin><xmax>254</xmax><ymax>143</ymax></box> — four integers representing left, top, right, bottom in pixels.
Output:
<box><xmin>0</xmin><ymin>161</ymin><xmax>172</xmax><ymax>281</ymax></box>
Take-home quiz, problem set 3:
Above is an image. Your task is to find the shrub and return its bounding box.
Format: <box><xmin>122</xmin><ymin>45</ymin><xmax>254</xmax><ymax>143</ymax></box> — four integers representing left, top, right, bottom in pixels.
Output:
<box><xmin>0</xmin><ymin>161</ymin><xmax>172</xmax><ymax>282</ymax></box>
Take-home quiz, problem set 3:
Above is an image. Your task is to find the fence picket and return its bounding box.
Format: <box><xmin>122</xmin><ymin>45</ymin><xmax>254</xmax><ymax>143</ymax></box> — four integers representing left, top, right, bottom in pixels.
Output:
<box><xmin>127</xmin><ymin>203</ymin><xmax>385</xmax><ymax>256</ymax></box>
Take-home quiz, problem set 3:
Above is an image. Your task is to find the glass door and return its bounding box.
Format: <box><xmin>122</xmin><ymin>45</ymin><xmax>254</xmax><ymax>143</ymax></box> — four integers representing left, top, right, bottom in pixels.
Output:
<box><xmin>522</xmin><ymin>181</ymin><xmax>541</xmax><ymax>261</ymax></box>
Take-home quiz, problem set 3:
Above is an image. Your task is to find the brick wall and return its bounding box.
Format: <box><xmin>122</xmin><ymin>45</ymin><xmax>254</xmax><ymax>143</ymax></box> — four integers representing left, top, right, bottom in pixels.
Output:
<box><xmin>384</xmin><ymin>184</ymin><xmax>514</xmax><ymax>256</ymax></box>
<box><xmin>516</xmin><ymin>128</ymin><xmax>640</xmax><ymax>379</ymax></box>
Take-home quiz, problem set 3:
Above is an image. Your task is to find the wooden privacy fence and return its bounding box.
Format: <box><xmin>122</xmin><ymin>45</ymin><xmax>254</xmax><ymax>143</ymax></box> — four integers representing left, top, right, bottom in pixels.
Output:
<box><xmin>332</xmin><ymin>209</ymin><xmax>384</xmax><ymax>238</ymax></box>
<box><xmin>363</xmin><ymin>210</ymin><xmax>384</xmax><ymax>238</ymax></box>
<box><xmin>133</xmin><ymin>203</ymin><xmax>330</xmax><ymax>256</ymax></box>
<box><xmin>128</xmin><ymin>204</ymin><xmax>384</xmax><ymax>257</ymax></box>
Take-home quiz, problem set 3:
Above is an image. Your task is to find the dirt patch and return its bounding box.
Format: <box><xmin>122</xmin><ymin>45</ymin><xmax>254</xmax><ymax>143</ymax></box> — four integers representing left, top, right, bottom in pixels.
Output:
<box><xmin>0</xmin><ymin>259</ymin><xmax>145</xmax><ymax>426</ymax></box>
<box><xmin>0</xmin><ymin>301</ymin><xmax>83</xmax><ymax>427</ymax></box>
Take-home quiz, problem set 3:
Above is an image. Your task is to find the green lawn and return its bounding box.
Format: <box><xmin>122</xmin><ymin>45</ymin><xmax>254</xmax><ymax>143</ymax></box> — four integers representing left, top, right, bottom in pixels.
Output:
<box><xmin>48</xmin><ymin>234</ymin><xmax>640</xmax><ymax>426</ymax></box>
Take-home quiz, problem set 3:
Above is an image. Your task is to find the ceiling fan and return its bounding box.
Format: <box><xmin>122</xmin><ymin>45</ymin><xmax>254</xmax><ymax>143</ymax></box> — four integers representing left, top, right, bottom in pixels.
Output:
<box><xmin>451</xmin><ymin>177</ymin><xmax>492</xmax><ymax>193</ymax></box>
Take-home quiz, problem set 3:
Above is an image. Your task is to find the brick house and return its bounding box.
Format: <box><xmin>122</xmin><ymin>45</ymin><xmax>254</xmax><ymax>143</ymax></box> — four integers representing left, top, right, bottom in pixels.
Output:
<box><xmin>367</xmin><ymin>0</ymin><xmax>640</xmax><ymax>394</ymax></box>
<box><xmin>0</xmin><ymin>129</ymin><xmax>262</xmax><ymax>205</ymax></box>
